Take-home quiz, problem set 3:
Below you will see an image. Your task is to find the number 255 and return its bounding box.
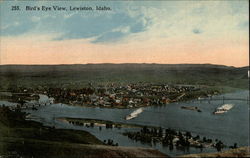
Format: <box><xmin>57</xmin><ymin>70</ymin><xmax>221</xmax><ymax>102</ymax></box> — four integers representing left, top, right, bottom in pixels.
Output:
<box><xmin>12</xmin><ymin>6</ymin><xmax>20</xmax><ymax>11</ymax></box>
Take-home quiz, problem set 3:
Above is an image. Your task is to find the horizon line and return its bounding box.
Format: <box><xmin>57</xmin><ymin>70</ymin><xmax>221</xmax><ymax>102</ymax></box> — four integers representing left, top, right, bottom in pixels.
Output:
<box><xmin>0</xmin><ymin>63</ymin><xmax>248</xmax><ymax>68</ymax></box>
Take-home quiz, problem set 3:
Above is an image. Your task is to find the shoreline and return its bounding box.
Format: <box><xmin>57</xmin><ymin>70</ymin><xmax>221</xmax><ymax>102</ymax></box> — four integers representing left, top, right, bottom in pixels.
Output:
<box><xmin>0</xmin><ymin>90</ymin><xmax>247</xmax><ymax>157</ymax></box>
<box><xmin>57</xmin><ymin>117</ymin><xmax>231</xmax><ymax>152</ymax></box>
<box><xmin>0</xmin><ymin>106</ymin><xmax>167</xmax><ymax>157</ymax></box>
<box><xmin>51</xmin><ymin>88</ymin><xmax>242</xmax><ymax>109</ymax></box>
<box><xmin>45</xmin><ymin>85</ymin><xmax>244</xmax><ymax>109</ymax></box>
<box><xmin>0</xmin><ymin>87</ymin><xmax>246</xmax><ymax>110</ymax></box>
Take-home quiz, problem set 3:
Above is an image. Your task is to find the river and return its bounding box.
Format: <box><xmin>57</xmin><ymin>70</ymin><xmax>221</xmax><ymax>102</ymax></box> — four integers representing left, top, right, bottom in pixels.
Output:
<box><xmin>0</xmin><ymin>90</ymin><xmax>249</xmax><ymax>156</ymax></box>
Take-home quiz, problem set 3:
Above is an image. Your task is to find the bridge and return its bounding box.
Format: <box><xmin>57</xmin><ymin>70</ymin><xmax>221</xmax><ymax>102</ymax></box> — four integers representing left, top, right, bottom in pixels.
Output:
<box><xmin>197</xmin><ymin>96</ymin><xmax>249</xmax><ymax>104</ymax></box>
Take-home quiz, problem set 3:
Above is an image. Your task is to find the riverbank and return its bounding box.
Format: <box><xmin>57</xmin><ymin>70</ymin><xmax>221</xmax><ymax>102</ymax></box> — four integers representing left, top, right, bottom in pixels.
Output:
<box><xmin>58</xmin><ymin>117</ymin><xmax>230</xmax><ymax>152</ymax></box>
<box><xmin>0</xmin><ymin>92</ymin><xmax>39</xmax><ymax>104</ymax></box>
<box><xmin>0</xmin><ymin>106</ymin><xmax>167</xmax><ymax>157</ymax></box>
<box><xmin>1</xmin><ymin>90</ymin><xmax>248</xmax><ymax>157</ymax></box>
<box><xmin>0</xmin><ymin>84</ymin><xmax>243</xmax><ymax>110</ymax></box>
<box><xmin>1</xmin><ymin>138</ymin><xmax>167</xmax><ymax>158</ymax></box>
<box><xmin>179</xmin><ymin>146</ymin><xmax>250</xmax><ymax>157</ymax></box>
<box><xmin>57</xmin><ymin>117</ymin><xmax>143</xmax><ymax>128</ymax></box>
<box><xmin>49</xmin><ymin>84</ymin><xmax>246</xmax><ymax>110</ymax></box>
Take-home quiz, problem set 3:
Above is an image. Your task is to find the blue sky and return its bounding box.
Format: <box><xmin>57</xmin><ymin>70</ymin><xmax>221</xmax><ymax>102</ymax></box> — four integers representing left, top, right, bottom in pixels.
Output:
<box><xmin>0</xmin><ymin>0</ymin><xmax>249</xmax><ymax>66</ymax></box>
<box><xmin>0</xmin><ymin>1</ymin><xmax>152</xmax><ymax>43</ymax></box>
<box><xmin>1</xmin><ymin>0</ymin><xmax>248</xmax><ymax>43</ymax></box>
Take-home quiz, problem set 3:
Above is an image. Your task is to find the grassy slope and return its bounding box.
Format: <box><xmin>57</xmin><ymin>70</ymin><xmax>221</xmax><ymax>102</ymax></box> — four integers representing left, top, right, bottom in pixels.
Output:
<box><xmin>0</xmin><ymin>107</ymin><xmax>167</xmax><ymax>158</ymax></box>
<box><xmin>0</xmin><ymin>106</ymin><xmax>101</xmax><ymax>157</ymax></box>
<box><xmin>1</xmin><ymin>139</ymin><xmax>167</xmax><ymax>158</ymax></box>
<box><xmin>179</xmin><ymin>146</ymin><xmax>250</xmax><ymax>157</ymax></box>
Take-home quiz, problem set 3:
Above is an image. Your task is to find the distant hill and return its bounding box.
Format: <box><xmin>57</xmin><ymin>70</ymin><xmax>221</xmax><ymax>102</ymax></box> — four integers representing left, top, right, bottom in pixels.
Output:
<box><xmin>0</xmin><ymin>64</ymin><xmax>248</xmax><ymax>90</ymax></box>
<box><xmin>0</xmin><ymin>63</ymin><xmax>238</xmax><ymax>72</ymax></box>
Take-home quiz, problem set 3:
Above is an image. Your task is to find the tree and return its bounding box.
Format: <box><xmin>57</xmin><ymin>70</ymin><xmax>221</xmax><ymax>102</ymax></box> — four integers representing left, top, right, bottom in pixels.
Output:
<box><xmin>203</xmin><ymin>137</ymin><xmax>207</xmax><ymax>142</ymax></box>
<box><xmin>215</xmin><ymin>141</ymin><xmax>223</xmax><ymax>151</ymax></box>
<box><xmin>158</xmin><ymin>127</ymin><xmax>163</xmax><ymax>137</ymax></box>
<box><xmin>233</xmin><ymin>143</ymin><xmax>237</xmax><ymax>149</ymax></box>
<box><xmin>185</xmin><ymin>131</ymin><xmax>192</xmax><ymax>139</ymax></box>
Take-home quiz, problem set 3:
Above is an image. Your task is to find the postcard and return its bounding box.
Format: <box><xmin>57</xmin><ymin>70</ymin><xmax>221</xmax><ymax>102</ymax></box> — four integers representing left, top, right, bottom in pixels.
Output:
<box><xmin>0</xmin><ymin>0</ymin><xmax>249</xmax><ymax>157</ymax></box>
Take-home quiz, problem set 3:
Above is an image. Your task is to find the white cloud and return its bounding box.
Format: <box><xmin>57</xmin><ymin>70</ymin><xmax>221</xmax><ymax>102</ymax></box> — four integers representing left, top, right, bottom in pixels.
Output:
<box><xmin>123</xmin><ymin>0</ymin><xmax>248</xmax><ymax>43</ymax></box>
<box><xmin>31</xmin><ymin>16</ymin><xmax>41</xmax><ymax>22</ymax></box>
<box><xmin>112</xmin><ymin>26</ymin><xmax>130</xmax><ymax>34</ymax></box>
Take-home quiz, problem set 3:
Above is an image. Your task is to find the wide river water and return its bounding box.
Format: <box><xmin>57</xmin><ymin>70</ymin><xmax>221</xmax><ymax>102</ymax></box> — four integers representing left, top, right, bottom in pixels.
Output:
<box><xmin>1</xmin><ymin>90</ymin><xmax>249</xmax><ymax>156</ymax></box>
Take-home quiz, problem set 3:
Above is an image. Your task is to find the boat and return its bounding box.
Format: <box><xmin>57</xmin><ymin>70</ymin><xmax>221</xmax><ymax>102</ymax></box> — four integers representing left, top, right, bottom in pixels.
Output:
<box><xmin>125</xmin><ymin>108</ymin><xmax>143</xmax><ymax>120</ymax></box>
<box><xmin>181</xmin><ymin>106</ymin><xmax>202</xmax><ymax>112</ymax></box>
<box><xmin>213</xmin><ymin>104</ymin><xmax>234</xmax><ymax>114</ymax></box>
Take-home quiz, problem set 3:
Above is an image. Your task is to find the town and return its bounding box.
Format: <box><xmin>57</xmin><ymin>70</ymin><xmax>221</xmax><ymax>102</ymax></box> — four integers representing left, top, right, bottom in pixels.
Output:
<box><xmin>9</xmin><ymin>83</ymin><xmax>219</xmax><ymax>109</ymax></box>
<box><xmin>48</xmin><ymin>83</ymin><xmax>219</xmax><ymax>108</ymax></box>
